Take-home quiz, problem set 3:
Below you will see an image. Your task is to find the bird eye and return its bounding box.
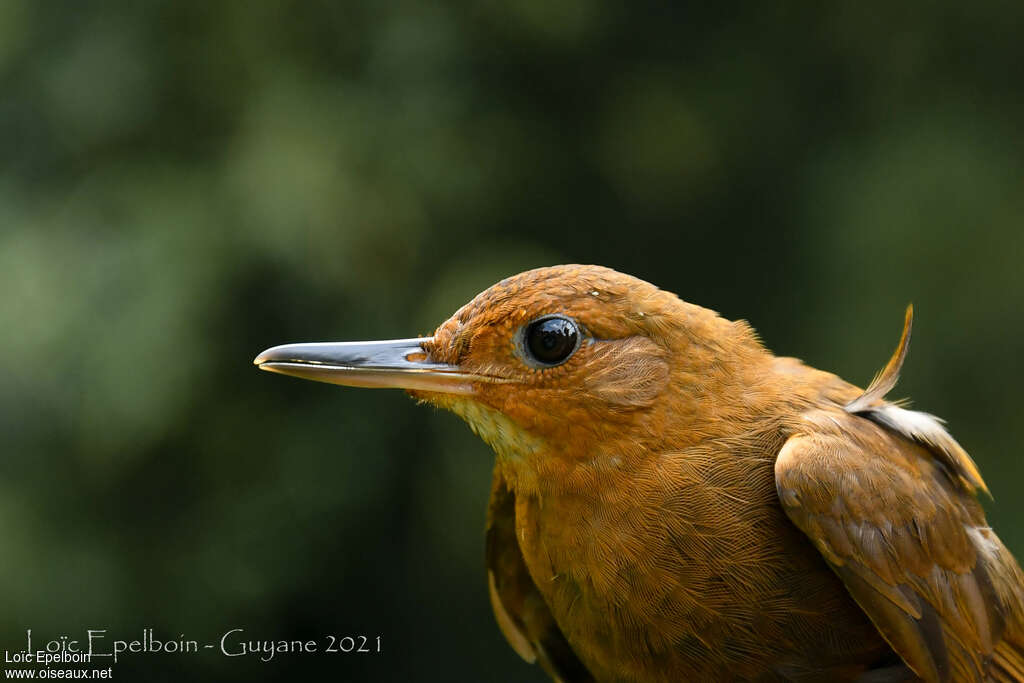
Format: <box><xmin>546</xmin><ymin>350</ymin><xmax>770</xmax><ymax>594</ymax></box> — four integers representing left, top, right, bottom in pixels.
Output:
<box><xmin>523</xmin><ymin>316</ymin><xmax>580</xmax><ymax>367</ymax></box>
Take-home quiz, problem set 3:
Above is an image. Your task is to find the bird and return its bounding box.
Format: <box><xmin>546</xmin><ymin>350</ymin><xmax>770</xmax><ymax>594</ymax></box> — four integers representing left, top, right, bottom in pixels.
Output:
<box><xmin>254</xmin><ymin>264</ymin><xmax>1024</xmax><ymax>682</ymax></box>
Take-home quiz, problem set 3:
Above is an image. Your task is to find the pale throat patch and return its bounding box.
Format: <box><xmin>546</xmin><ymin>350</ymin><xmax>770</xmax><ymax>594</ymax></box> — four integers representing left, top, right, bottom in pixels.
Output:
<box><xmin>446</xmin><ymin>399</ymin><xmax>544</xmax><ymax>463</ymax></box>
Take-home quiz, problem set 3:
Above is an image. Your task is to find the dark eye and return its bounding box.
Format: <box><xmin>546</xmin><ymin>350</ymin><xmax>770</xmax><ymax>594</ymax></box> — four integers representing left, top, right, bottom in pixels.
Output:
<box><xmin>524</xmin><ymin>316</ymin><xmax>580</xmax><ymax>366</ymax></box>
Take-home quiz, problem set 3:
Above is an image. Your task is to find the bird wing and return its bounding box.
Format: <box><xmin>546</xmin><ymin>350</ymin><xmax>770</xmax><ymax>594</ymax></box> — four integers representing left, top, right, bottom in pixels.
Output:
<box><xmin>775</xmin><ymin>315</ymin><xmax>1024</xmax><ymax>683</ymax></box>
<box><xmin>777</xmin><ymin>306</ymin><xmax>1024</xmax><ymax>682</ymax></box>
<box><xmin>485</xmin><ymin>466</ymin><xmax>594</xmax><ymax>683</ymax></box>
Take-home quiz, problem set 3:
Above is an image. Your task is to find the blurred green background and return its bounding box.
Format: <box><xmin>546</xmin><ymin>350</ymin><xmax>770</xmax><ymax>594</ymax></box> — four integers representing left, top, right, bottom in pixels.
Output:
<box><xmin>2</xmin><ymin>1</ymin><xmax>1022</xmax><ymax>680</ymax></box>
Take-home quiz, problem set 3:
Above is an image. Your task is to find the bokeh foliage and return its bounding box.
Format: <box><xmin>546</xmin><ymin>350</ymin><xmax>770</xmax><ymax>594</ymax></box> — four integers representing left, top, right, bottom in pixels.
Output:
<box><xmin>1</xmin><ymin>1</ymin><xmax>1022</xmax><ymax>680</ymax></box>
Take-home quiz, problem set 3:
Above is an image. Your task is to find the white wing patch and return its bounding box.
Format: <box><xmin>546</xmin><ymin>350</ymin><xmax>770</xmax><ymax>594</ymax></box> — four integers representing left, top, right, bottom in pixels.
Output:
<box><xmin>967</xmin><ymin>526</ymin><xmax>1002</xmax><ymax>558</ymax></box>
<box><xmin>858</xmin><ymin>404</ymin><xmax>988</xmax><ymax>494</ymax></box>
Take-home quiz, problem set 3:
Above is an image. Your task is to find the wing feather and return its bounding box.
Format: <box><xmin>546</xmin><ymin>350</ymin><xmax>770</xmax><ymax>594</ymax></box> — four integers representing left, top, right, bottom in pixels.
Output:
<box><xmin>776</xmin><ymin>412</ymin><xmax>1024</xmax><ymax>682</ymax></box>
<box><xmin>485</xmin><ymin>467</ymin><xmax>594</xmax><ymax>682</ymax></box>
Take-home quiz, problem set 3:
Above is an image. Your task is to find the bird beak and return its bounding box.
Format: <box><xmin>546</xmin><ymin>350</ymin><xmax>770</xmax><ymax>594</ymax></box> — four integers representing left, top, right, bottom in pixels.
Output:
<box><xmin>253</xmin><ymin>338</ymin><xmax>479</xmax><ymax>395</ymax></box>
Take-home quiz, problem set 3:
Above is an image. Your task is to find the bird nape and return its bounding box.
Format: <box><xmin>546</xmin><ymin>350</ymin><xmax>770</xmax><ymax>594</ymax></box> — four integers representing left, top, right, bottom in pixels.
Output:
<box><xmin>255</xmin><ymin>264</ymin><xmax>1024</xmax><ymax>683</ymax></box>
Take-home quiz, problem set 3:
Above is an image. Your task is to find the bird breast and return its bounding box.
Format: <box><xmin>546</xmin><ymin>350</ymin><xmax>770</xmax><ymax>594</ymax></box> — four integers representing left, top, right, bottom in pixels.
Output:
<box><xmin>510</xmin><ymin>441</ymin><xmax>888</xmax><ymax>681</ymax></box>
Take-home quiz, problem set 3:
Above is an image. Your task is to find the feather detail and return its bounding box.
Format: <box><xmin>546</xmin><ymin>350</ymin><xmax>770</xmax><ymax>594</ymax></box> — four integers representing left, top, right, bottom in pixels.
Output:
<box><xmin>845</xmin><ymin>304</ymin><xmax>913</xmax><ymax>414</ymax></box>
<box><xmin>842</xmin><ymin>304</ymin><xmax>988</xmax><ymax>496</ymax></box>
<box><xmin>865</xmin><ymin>405</ymin><xmax>989</xmax><ymax>496</ymax></box>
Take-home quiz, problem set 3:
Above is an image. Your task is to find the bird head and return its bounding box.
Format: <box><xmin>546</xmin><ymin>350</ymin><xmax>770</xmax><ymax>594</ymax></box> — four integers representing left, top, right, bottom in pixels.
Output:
<box><xmin>255</xmin><ymin>265</ymin><xmax>769</xmax><ymax>491</ymax></box>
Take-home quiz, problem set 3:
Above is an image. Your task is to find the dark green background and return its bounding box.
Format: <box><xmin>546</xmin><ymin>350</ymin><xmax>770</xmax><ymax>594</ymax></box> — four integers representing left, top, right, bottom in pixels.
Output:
<box><xmin>2</xmin><ymin>1</ymin><xmax>1022</xmax><ymax>681</ymax></box>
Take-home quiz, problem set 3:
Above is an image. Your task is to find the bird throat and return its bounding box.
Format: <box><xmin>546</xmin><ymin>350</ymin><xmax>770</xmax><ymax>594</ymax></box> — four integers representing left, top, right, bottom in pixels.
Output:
<box><xmin>445</xmin><ymin>398</ymin><xmax>544</xmax><ymax>465</ymax></box>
